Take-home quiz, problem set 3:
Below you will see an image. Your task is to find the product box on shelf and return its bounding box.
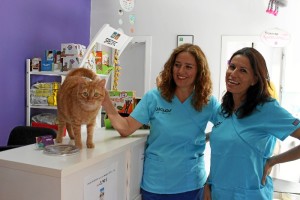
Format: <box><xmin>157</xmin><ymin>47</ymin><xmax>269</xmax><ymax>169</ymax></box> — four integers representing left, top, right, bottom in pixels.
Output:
<box><xmin>53</xmin><ymin>51</ymin><xmax>62</xmax><ymax>72</ymax></box>
<box><xmin>30</xmin><ymin>58</ymin><xmax>42</xmax><ymax>72</ymax></box>
<box><xmin>30</xmin><ymin>82</ymin><xmax>60</xmax><ymax>106</ymax></box>
<box><xmin>60</xmin><ymin>43</ymin><xmax>85</xmax><ymax>71</ymax></box>
<box><xmin>54</xmin><ymin>51</ymin><xmax>62</xmax><ymax>63</ymax></box>
<box><xmin>80</xmin><ymin>48</ymin><xmax>97</xmax><ymax>72</ymax></box>
<box><xmin>108</xmin><ymin>90</ymin><xmax>136</xmax><ymax>114</ymax></box>
<box><xmin>53</xmin><ymin>63</ymin><xmax>62</xmax><ymax>72</ymax></box>
<box><xmin>61</xmin><ymin>43</ymin><xmax>86</xmax><ymax>57</ymax></box>
<box><xmin>104</xmin><ymin>96</ymin><xmax>150</xmax><ymax>130</ymax></box>
<box><xmin>61</xmin><ymin>56</ymin><xmax>81</xmax><ymax>71</ymax></box>
<box><xmin>45</xmin><ymin>50</ymin><xmax>56</xmax><ymax>62</ymax></box>
<box><xmin>41</xmin><ymin>60</ymin><xmax>53</xmax><ymax>71</ymax></box>
<box><xmin>95</xmin><ymin>51</ymin><xmax>102</xmax><ymax>73</ymax></box>
<box><xmin>36</xmin><ymin>135</ymin><xmax>54</xmax><ymax>149</ymax></box>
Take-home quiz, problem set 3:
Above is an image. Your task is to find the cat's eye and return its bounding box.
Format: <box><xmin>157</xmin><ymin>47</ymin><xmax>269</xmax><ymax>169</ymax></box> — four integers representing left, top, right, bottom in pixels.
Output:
<box><xmin>94</xmin><ymin>93</ymin><xmax>99</xmax><ymax>97</ymax></box>
<box><xmin>83</xmin><ymin>92</ymin><xmax>89</xmax><ymax>97</ymax></box>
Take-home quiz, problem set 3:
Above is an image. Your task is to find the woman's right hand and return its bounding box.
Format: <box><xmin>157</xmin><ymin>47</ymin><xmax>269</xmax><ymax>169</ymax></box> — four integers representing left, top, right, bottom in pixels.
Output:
<box><xmin>203</xmin><ymin>184</ymin><xmax>211</xmax><ymax>200</ymax></box>
<box><xmin>101</xmin><ymin>90</ymin><xmax>111</xmax><ymax>108</ymax></box>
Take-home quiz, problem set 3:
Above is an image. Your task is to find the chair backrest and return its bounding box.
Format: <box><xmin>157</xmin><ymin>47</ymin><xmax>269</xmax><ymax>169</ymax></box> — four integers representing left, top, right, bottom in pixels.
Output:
<box><xmin>7</xmin><ymin>126</ymin><xmax>57</xmax><ymax>146</ymax></box>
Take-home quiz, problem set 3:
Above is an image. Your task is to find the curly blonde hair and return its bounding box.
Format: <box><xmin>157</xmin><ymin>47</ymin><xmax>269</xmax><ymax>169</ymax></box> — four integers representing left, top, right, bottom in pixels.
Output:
<box><xmin>158</xmin><ymin>43</ymin><xmax>213</xmax><ymax>111</ymax></box>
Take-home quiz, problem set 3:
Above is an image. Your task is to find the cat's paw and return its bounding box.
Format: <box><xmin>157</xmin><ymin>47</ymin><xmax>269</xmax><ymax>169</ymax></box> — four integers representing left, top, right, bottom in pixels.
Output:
<box><xmin>55</xmin><ymin>137</ymin><xmax>63</xmax><ymax>143</ymax></box>
<box><xmin>75</xmin><ymin>142</ymin><xmax>83</xmax><ymax>149</ymax></box>
<box><xmin>86</xmin><ymin>142</ymin><xmax>95</xmax><ymax>148</ymax></box>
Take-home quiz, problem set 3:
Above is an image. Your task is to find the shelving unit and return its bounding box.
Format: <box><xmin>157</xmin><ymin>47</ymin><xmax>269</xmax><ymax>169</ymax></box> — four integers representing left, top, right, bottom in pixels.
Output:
<box><xmin>26</xmin><ymin>59</ymin><xmax>66</xmax><ymax>126</ymax></box>
<box><xmin>26</xmin><ymin>24</ymin><xmax>132</xmax><ymax>127</ymax></box>
<box><xmin>26</xmin><ymin>59</ymin><xmax>110</xmax><ymax>127</ymax></box>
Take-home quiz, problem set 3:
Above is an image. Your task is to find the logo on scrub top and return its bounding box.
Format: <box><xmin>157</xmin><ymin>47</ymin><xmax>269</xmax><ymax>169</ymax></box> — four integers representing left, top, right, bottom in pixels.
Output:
<box><xmin>292</xmin><ymin>119</ymin><xmax>300</xmax><ymax>126</ymax></box>
<box><xmin>155</xmin><ymin>107</ymin><xmax>172</xmax><ymax>114</ymax></box>
<box><xmin>214</xmin><ymin>121</ymin><xmax>222</xmax><ymax>128</ymax></box>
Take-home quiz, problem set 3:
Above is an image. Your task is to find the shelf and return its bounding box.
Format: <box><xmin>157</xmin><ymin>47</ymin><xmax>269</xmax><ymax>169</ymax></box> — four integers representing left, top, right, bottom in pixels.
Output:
<box><xmin>26</xmin><ymin>59</ymin><xmax>111</xmax><ymax>126</ymax></box>
<box><xmin>29</xmin><ymin>71</ymin><xmax>68</xmax><ymax>76</ymax></box>
<box><xmin>29</xmin><ymin>105</ymin><xmax>57</xmax><ymax>109</ymax></box>
<box><xmin>29</xmin><ymin>71</ymin><xmax>109</xmax><ymax>80</ymax></box>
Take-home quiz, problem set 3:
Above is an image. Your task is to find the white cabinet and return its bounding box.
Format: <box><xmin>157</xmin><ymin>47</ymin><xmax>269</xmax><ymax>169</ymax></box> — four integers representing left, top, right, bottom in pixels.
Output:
<box><xmin>0</xmin><ymin>128</ymin><xmax>148</xmax><ymax>200</ymax></box>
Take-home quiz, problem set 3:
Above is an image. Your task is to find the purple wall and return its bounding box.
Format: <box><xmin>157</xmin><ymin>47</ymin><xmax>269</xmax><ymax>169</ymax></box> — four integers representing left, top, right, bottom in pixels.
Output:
<box><xmin>0</xmin><ymin>0</ymin><xmax>91</xmax><ymax>145</ymax></box>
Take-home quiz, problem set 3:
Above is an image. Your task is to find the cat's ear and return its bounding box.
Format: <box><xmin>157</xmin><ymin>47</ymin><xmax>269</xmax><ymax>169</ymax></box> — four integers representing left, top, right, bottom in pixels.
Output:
<box><xmin>99</xmin><ymin>79</ymin><xmax>106</xmax><ymax>87</ymax></box>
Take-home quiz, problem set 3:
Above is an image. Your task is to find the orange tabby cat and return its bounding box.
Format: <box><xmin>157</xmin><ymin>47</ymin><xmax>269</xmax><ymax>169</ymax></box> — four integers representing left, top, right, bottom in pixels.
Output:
<box><xmin>56</xmin><ymin>68</ymin><xmax>106</xmax><ymax>149</ymax></box>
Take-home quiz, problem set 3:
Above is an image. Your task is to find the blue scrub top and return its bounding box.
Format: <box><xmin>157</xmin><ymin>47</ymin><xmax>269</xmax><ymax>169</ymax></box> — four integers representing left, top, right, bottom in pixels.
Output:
<box><xmin>131</xmin><ymin>88</ymin><xmax>219</xmax><ymax>194</ymax></box>
<box><xmin>209</xmin><ymin>100</ymin><xmax>300</xmax><ymax>200</ymax></box>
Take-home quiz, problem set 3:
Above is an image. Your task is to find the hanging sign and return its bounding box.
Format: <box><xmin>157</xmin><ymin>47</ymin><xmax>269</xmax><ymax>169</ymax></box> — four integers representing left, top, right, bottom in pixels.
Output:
<box><xmin>261</xmin><ymin>28</ymin><xmax>290</xmax><ymax>47</ymax></box>
<box><xmin>92</xmin><ymin>24</ymin><xmax>132</xmax><ymax>51</ymax></box>
<box><xmin>79</xmin><ymin>24</ymin><xmax>132</xmax><ymax>68</ymax></box>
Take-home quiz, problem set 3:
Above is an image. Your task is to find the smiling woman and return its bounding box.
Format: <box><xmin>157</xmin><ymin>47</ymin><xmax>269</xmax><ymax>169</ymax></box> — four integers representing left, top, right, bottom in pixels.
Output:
<box><xmin>220</xmin><ymin>36</ymin><xmax>300</xmax><ymax>184</ymax></box>
<box><xmin>102</xmin><ymin>43</ymin><xmax>219</xmax><ymax>200</ymax></box>
<box><xmin>205</xmin><ymin>47</ymin><xmax>300</xmax><ymax>200</ymax></box>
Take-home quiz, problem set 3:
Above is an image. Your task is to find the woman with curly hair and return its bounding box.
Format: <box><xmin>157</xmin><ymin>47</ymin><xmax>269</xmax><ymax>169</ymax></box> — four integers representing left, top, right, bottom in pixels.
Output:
<box><xmin>103</xmin><ymin>43</ymin><xmax>219</xmax><ymax>200</ymax></box>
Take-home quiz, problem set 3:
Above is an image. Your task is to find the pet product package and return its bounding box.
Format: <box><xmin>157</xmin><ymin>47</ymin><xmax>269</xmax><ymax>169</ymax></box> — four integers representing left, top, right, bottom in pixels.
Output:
<box><xmin>108</xmin><ymin>90</ymin><xmax>136</xmax><ymax>114</ymax></box>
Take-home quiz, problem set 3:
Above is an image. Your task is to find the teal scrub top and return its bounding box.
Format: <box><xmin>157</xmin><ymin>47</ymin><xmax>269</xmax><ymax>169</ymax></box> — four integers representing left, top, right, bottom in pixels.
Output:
<box><xmin>131</xmin><ymin>88</ymin><xmax>219</xmax><ymax>194</ymax></box>
<box><xmin>209</xmin><ymin>100</ymin><xmax>300</xmax><ymax>200</ymax></box>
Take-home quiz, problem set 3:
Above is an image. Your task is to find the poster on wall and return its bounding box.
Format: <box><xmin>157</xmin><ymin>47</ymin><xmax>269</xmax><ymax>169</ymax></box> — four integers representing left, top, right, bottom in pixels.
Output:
<box><xmin>261</xmin><ymin>28</ymin><xmax>290</xmax><ymax>47</ymax></box>
<box><xmin>177</xmin><ymin>35</ymin><xmax>194</xmax><ymax>47</ymax></box>
<box><xmin>84</xmin><ymin>162</ymin><xmax>118</xmax><ymax>200</ymax></box>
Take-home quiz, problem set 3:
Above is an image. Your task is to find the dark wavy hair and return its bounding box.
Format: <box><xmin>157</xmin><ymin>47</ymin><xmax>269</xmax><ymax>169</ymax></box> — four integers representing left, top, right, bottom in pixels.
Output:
<box><xmin>221</xmin><ymin>47</ymin><xmax>273</xmax><ymax>118</ymax></box>
<box><xmin>158</xmin><ymin>43</ymin><xmax>212</xmax><ymax>111</ymax></box>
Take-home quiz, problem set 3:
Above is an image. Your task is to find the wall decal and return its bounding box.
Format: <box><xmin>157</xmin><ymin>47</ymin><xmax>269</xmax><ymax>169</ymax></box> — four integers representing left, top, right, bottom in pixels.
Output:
<box><xmin>120</xmin><ymin>0</ymin><xmax>134</xmax><ymax>12</ymax></box>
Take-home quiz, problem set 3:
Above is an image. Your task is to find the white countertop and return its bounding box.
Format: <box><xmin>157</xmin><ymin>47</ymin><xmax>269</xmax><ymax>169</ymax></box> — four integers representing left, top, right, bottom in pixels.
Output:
<box><xmin>0</xmin><ymin>128</ymin><xmax>149</xmax><ymax>178</ymax></box>
<box><xmin>273</xmin><ymin>177</ymin><xmax>300</xmax><ymax>195</ymax></box>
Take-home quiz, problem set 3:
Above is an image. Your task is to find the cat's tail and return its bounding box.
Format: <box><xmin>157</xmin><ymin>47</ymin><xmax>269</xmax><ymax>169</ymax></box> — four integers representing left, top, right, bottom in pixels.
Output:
<box><xmin>67</xmin><ymin>68</ymin><xmax>98</xmax><ymax>80</ymax></box>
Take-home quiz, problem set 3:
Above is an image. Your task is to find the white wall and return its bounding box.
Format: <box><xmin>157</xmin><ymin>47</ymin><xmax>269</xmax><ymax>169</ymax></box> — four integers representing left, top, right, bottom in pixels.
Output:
<box><xmin>91</xmin><ymin>0</ymin><xmax>300</xmax><ymax>183</ymax></box>
<box><xmin>90</xmin><ymin>0</ymin><xmax>300</xmax><ymax>99</ymax></box>
<box><xmin>118</xmin><ymin>41</ymin><xmax>146</xmax><ymax>98</ymax></box>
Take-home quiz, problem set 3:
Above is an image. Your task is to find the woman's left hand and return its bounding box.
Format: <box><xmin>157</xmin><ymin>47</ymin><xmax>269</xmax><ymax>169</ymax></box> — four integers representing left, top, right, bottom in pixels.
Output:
<box><xmin>203</xmin><ymin>184</ymin><xmax>212</xmax><ymax>200</ymax></box>
<box><xmin>262</xmin><ymin>157</ymin><xmax>274</xmax><ymax>185</ymax></box>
